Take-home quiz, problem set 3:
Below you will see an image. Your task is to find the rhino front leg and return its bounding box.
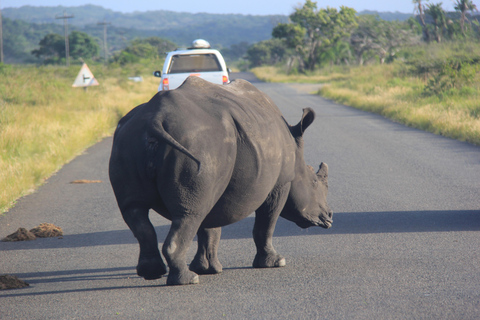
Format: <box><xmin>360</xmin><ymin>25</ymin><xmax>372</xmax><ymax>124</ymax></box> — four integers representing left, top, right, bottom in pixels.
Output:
<box><xmin>121</xmin><ymin>205</ymin><xmax>167</xmax><ymax>280</ymax></box>
<box><xmin>162</xmin><ymin>218</ymin><xmax>203</xmax><ymax>285</ymax></box>
<box><xmin>252</xmin><ymin>186</ymin><xmax>289</xmax><ymax>268</ymax></box>
<box><xmin>190</xmin><ymin>227</ymin><xmax>223</xmax><ymax>275</ymax></box>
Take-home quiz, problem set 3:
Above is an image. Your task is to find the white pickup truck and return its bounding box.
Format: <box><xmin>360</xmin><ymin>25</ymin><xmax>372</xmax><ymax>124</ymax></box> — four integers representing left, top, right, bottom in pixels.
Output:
<box><xmin>154</xmin><ymin>39</ymin><xmax>230</xmax><ymax>91</ymax></box>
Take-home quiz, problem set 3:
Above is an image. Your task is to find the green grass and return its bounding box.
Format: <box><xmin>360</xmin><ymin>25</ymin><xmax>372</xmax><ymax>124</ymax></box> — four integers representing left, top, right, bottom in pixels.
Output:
<box><xmin>0</xmin><ymin>63</ymin><xmax>159</xmax><ymax>213</ymax></box>
<box><xmin>252</xmin><ymin>45</ymin><xmax>480</xmax><ymax>146</ymax></box>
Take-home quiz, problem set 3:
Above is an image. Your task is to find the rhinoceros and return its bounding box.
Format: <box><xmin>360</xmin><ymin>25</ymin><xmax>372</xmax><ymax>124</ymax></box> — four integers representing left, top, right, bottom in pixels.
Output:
<box><xmin>109</xmin><ymin>76</ymin><xmax>332</xmax><ymax>286</ymax></box>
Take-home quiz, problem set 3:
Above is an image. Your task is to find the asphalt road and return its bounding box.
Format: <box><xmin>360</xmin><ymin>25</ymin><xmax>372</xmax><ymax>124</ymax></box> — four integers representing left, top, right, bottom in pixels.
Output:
<box><xmin>1</xmin><ymin>73</ymin><xmax>479</xmax><ymax>319</ymax></box>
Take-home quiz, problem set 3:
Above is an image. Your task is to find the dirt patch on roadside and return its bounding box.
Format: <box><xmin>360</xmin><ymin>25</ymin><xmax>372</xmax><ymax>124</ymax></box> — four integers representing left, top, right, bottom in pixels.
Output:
<box><xmin>0</xmin><ymin>274</ymin><xmax>29</xmax><ymax>290</ymax></box>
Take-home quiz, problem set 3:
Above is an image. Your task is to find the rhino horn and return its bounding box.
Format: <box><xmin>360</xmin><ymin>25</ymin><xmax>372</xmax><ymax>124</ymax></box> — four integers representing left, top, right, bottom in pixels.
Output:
<box><xmin>316</xmin><ymin>162</ymin><xmax>328</xmax><ymax>179</ymax></box>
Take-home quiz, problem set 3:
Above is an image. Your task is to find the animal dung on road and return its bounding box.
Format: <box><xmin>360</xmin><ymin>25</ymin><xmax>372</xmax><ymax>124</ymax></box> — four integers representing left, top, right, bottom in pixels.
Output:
<box><xmin>1</xmin><ymin>228</ymin><xmax>36</xmax><ymax>242</ymax></box>
<box><xmin>29</xmin><ymin>223</ymin><xmax>63</xmax><ymax>238</ymax></box>
<box><xmin>70</xmin><ymin>179</ymin><xmax>102</xmax><ymax>184</ymax></box>
<box><xmin>1</xmin><ymin>223</ymin><xmax>63</xmax><ymax>241</ymax></box>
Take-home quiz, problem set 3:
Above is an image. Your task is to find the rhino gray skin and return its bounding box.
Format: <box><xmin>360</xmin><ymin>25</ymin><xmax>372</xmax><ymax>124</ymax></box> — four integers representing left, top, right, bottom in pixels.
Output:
<box><xmin>109</xmin><ymin>76</ymin><xmax>332</xmax><ymax>286</ymax></box>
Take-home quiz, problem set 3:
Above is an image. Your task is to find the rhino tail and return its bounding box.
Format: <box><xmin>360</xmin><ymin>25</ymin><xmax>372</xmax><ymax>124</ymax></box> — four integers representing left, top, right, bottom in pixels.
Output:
<box><xmin>150</xmin><ymin>123</ymin><xmax>202</xmax><ymax>174</ymax></box>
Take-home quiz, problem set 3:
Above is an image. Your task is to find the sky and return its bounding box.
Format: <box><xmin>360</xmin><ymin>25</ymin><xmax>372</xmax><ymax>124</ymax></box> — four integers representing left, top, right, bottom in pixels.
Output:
<box><xmin>0</xmin><ymin>0</ymin><xmax>464</xmax><ymax>16</ymax></box>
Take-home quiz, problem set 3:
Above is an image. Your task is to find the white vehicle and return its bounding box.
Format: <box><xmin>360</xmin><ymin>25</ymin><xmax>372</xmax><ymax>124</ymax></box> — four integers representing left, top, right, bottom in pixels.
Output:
<box><xmin>154</xmin><ymin>39</ymin><xmax>230</xmax><ymax>91</ymax></box>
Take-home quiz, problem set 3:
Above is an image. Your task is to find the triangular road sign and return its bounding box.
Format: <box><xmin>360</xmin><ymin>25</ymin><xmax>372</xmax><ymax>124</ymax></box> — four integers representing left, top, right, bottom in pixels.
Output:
<box><xmin>72</xmin><ymin>63</ymin><xmax>99</xmax><ymax>87</ymax></box>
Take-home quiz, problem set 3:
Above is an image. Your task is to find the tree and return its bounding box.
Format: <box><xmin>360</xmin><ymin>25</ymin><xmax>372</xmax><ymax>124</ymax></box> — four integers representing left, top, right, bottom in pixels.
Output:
<box><xmin>426</xmin><ymin>3</ymin><xmax>447</xmax><ymax>42</ymax></box>
<box><xmin>221</xmin><ymin>41</ymin><xmax>250</xmax><ymax>63</ymax></box>
<box><xmin>112</xmin><ymin>37</ymin><xmax>177</xmax><ymax>65</ymax></box>
<box><xmin>454</xmin><ymin>0</ymin><xmax>479</xmax><ymax>36</ymax></box>
<box><xmin>136</xmin><ymin>37</ymin><xmax>176</xmax><ymax>58</ymax></box>
<box><xmin>319</xmin><ymin>40</ymin><xmax>351</xmax><ymax>66</ymax></box>
<box><xmin>246</xmin><ymin>39</ymin><xmax>288</xmax><ymax>68</ymax></box>
<box><xmin>272</xmin><ymin>22</ymin><xmax>306</xmax><ymax>70</ymax></box>
<box><xmin>32</xmin><ymin>31</ymin><xmax>99</xmax><ymax>64</ymax></box>
<box><xmin>413</xmin><ymin>0</ymin><xmax>431</xmax><ymax>42</ymax></box>
<box><xmin>350</xmin><ymin>15</ymin><xmax>419</xmax><ymax>65</ymax></box>
<box><xmin>350</xmin><ymin>15</ymin><xmax>380</xmax><ymax>65</ymax></box>
<box><xmin>273</xmin><ymin>0</ymin><xmax>357</xmax><ymax>71</ymax></box>
<box><xmin>69</xmin><ymin>31</ymin><xmax>99</xmax><ymax>60</ymax></box>
<box><xmin>31</xmin><ymin>33</ymin><xmax>65</xmax><ymax>64</ymax></box>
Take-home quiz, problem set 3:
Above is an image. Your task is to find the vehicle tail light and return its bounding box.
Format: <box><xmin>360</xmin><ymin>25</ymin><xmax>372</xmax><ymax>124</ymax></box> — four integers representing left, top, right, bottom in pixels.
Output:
<box><xmin>163</xmin><ymin>78</ymin><xmax>169</xmax><ymax>90</ymax></box>
<box><xmin>222</xmin><ymin>75</ymin><xmax>229</xmax><ymax>85</ymax></box>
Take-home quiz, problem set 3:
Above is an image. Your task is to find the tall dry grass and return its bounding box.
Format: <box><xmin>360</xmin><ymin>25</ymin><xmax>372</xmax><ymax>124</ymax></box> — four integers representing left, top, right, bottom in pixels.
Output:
<box><xmin>0</xmin><ymin>64</ymin><xmax>158</xmax><ymax>213</ymax></box>
<box><xmin>252</xmin><ymin>61</ymin><xmax>480</xmax><ymax>146</ymax></box>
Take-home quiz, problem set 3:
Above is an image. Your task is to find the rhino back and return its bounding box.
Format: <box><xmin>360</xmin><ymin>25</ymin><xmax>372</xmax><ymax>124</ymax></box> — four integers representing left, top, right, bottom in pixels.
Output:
<box><xmin>111</xmin><ymin>77</ymin><xmax>297</xmax><ymax>226</ymax></box>
<box><xmin>160</xmin><ymin>78</ymin><xmax>297</xmax><ymax>226</ymax></box>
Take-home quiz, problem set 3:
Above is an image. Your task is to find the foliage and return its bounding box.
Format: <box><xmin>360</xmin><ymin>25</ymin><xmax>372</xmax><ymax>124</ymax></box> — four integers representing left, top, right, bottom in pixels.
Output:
<box><xmin>273</xmin><ymin>0</ymin><xmax>357</xmax><ymax>71</ymax></box>
<box><xmin>412</xmin><ymin>0</ymin><xmax>480</xmax><ymax>42</ymax></box>
<box><xmin>425</xmin><ymin>2</ymin><xmax>447</xmax><ymax>42</ymax></box>
<box><xmin>413</xmin><ymin>0</ymin><xmax>432</xmax><ymax>41</ymax></box>
<box><xmin>69</xmin><ymin>31</ymin><xmax>100</xmax><ymax>60</ymax></box>
<box><xmin>1</xmin><ymin>17</ymin><xmax>63</xmax><ymax>64</ymax></box>
<box><xmin>254</xmin><ymin>44</ymin><xmax>480</xmax><ymax>145</ymax></box>
<box><xmin>31</xmin><ymin>31</ymin><xmax>100</xmax><ymax>64</ymax></box>
<box><xmin>220</xmin><ymin>42</ymin><xmax>249</xmax><ymax>64</ymax></box>
<box><xmin>454</xmin><ymin>0</ymin><xmax>479</xmax><ymax>36</ymax></box>
<box><xmin>422</xmin><ymin>56</ymin><xmax>480</xmax><ymax>97</ymax></box>
<box><xmin>350</xmin><ymin>15</ymin><xmax>420</xmax><ymax>65</ymax></box>
<box><xmin>246</xmin><ymin>39</ymin><xmax>289</xmax><ymax>68</ymax></box>
<box><xmin>111</xmin><ymin>37</ymin><xmax>176</xmax><ymax>65</ymax></box>
<box><xmin>1</xmin><ymin>6</ymin><xmax>289</xmax><ymax>64</ymax></box>
<box><xmin>31</xmin><ymin>33</ymin><xmax>65</xmax><ymax>64</ymax></box>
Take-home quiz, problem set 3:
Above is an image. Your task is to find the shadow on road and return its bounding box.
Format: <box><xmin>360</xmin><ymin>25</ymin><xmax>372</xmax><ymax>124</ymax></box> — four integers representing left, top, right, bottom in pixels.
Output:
<box><xmin>2</xmin><ymin>210</ymin><xmax>478</xmax><ymax>251</ymax></box>
<box><xmin>0</xmin><ymin>266</ymin><xmax>162</xmax><ymax>297</ymax></box>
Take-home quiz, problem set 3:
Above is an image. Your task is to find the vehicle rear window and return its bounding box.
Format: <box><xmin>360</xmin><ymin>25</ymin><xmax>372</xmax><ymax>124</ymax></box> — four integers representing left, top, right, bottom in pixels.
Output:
<box><xmin>168</xmin><ymin>54</ymin><xmax>222</xmax><ymax>73</ymax></box>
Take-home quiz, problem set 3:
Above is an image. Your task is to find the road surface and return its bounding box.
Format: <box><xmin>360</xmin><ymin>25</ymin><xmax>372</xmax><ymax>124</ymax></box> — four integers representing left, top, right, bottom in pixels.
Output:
<box><xmin>1</xmin><ymin>73</ymin><xmax>479</xmax><ymax>319</ymax></box>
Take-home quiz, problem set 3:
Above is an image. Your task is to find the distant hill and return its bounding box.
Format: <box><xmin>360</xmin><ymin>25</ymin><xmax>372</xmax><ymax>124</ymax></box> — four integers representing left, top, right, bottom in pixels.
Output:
<box><xmin>1</xmin><ymin>5</ymin><xmax>287</xmax><ymax>48</ymax></box>
<box><xmin>1</xmin><ymin>5</ymin><xmax>416</xmax><ymax>64</ymax></box>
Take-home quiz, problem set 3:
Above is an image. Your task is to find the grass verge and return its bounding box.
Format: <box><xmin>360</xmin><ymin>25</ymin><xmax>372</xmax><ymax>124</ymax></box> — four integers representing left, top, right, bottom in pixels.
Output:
<box><xmin>0</xmin><ymin>63</ymin><xmax>158</xmax><ymax>213</ymax></box>
<box><xmin>252</xmin><ymin>61</ymin><xmax>480</xmax><ymax>146</ymax></box>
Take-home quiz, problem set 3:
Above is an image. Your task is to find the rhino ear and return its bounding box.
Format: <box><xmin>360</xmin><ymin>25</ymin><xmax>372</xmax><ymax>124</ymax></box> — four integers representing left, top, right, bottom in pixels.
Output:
<box><xmin>292</xmin><ymin>108</ymin><xmax>315</xmax><ymax>138</ymax></box>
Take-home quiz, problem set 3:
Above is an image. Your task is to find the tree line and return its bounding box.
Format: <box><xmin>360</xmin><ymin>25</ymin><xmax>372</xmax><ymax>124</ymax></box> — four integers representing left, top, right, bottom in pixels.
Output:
<box><xmin>247</xmin><ymin>0</ymin><xmax>479</xmax><ymax>72</ymax></box>
<box><xmin>2</xmin><ymin>0</ymin><xmax>479</xmax><ymax>69</ymax></box>
<box><xmin>0</xmin><ymin>5</ymin><xmax>286</xmax><ymax>64</ymax></box>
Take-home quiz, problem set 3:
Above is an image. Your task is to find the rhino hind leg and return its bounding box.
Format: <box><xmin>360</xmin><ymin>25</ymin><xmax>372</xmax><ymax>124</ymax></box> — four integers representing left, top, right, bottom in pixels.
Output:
<box><xmin>162</xmin><ymin>217</ymin><xmax>205</xmax><ymax>285</ymax></box>
<box><xmin>190</xmin><ymin>227</ymin><xmax>223</xmax><ymax>275</ymax></box>
<box><xmin>121</xmin><ymin>205</ymin><xmax>167</xmax><ymax>280</ymax></box>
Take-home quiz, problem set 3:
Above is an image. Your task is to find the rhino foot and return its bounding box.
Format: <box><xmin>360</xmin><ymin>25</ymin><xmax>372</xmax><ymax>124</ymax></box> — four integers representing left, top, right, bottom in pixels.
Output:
<box><xmin>167</xmin><ymin>270</ymin><xmax>199</xmax><ymax>286</ymax></box>
<box><xmin>189</xmin><ymin>257</ymin><xmax>223</xmax><ymax>275</ymax></box>
<box><xmin>253</xmin><ymin>253</ymin><xmax>286</xmax><ymax>268</ymax></box>
<box><xmin>137</xmin><ymin>256</ymin><xmax>167</xmax><ymax>280</ymax></box>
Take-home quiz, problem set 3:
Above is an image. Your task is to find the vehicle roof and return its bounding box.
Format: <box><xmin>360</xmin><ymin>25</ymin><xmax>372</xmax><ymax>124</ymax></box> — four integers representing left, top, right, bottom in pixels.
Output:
<box><xmin>166</xmin><ymin>48</ymin><xmax>222</xmax><ymax>56</ymax></box>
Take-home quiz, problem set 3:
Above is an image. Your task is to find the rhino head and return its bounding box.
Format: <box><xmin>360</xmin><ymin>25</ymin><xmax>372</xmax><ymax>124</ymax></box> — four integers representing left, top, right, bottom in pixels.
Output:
<box><xmin>280</xmin><ymin>108</ymin><xmax>332</xmax><ymax>229</ymax></box>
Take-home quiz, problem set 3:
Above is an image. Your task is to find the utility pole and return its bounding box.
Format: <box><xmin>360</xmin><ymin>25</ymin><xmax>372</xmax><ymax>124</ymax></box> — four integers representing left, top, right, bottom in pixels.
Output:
<box><xmin>0</xmin><ymin>5</ymin><xmax>4</xmax><ymax>64</ymax></box>
<box><xmin>55</xmin><ymin>11</ymin><xmax>74</xmax><ymax>66</ymax></box>
<box><xmin>97</xmin><ymin>20</ymin><xmax>110</xmax><ymax>65</ymax></box>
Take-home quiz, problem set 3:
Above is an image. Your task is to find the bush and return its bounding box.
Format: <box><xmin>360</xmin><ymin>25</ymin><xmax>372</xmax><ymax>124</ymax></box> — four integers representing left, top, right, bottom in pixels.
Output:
<box><xmin>422</xmin><ymin>57</ymin><xmax>480</xmax><ymax>97</ymax></box>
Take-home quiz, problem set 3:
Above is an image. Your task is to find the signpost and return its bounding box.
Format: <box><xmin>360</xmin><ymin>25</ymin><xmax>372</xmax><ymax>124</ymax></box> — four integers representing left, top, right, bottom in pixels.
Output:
<box><xmin>72</xmin><ymin>63</ymin><xmax>99</xmax><ymax>91</ymax></box>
